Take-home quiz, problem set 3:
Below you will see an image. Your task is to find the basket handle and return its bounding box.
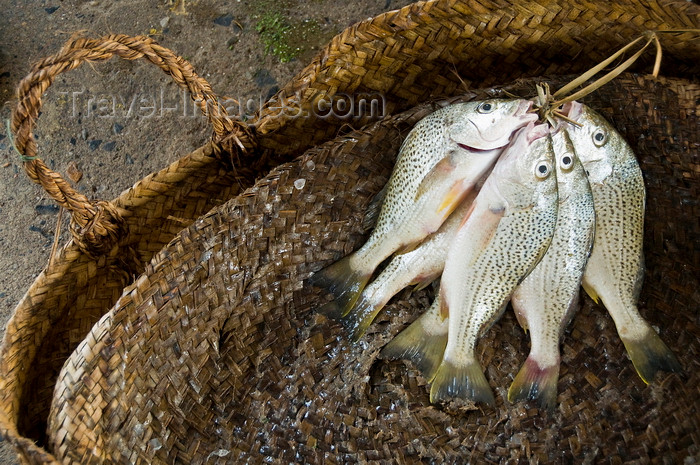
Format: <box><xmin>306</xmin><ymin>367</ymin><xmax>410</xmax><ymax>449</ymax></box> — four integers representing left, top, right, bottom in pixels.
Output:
<box><xmin>10</xmin><ymin>33</ymin><xmax>257</xmax><ymax>257</ymax></box>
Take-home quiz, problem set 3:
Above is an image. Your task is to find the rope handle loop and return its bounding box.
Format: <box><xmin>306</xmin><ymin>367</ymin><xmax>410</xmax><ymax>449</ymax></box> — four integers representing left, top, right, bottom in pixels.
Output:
<box><xmin>10</xmin><ymin>33</ymin><xmax>256</xmax><ymax>257</ymax></box>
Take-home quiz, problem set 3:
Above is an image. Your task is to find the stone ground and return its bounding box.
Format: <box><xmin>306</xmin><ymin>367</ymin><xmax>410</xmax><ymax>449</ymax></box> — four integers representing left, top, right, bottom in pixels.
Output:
<box><xmin>0</xmin><ymin>0</ymin><xmax>414</xmax><ymax>462</ymax></box>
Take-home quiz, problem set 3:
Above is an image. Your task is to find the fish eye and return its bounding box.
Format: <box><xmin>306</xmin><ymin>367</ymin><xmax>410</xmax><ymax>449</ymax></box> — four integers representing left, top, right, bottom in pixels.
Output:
<box><xmin>559</xmin><ymin>153</ymin><xmax>574</xmax><ymax>170</ymax></box>
<box><xmin>535</xmin><ymin>161</ymin><xmax>552</xmax><ymax>179</ymax></box>
<box><xmin>477</xmin><ymin>101</ymin><xmax>495</xmax><ymax>114</ymax></box>
<box><xmin>592</xmin><ymin>128</ymin><xmax>607</xmax><ymax>147</ymax></box>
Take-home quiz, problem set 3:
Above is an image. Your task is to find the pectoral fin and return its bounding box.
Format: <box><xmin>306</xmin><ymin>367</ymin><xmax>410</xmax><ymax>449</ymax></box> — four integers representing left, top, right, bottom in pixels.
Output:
<box><xmin>581</xmin><ymin>280</ymin><xmax>600</xmax><ymax>304</ymax></box>
<box><xmin>415</xmin><ymin>153</ymin><xmax>458</xmax><ymax>201</ymax></box>
<box><xmin>417</xmin><ymin>161</ymin><xmax>470</xmax><ymax>220</ymax></box>
<box><xmin>437</xmin><ymin>183</ymin><xmax>465</xmax><ymax>214</ymax></box>
<box><xmin>458</xmin><ymin>202</ymin><xmax>505</xmax><ymax>247</ymax></box>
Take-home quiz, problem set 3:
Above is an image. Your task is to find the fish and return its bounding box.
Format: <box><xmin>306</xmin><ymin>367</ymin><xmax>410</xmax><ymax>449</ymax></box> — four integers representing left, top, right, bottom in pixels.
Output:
<box><xmin>567</xmin><ymin>103</ymin><xmax>682</xmax><ymax>383</ymax></box>
<box><xmin>310</xmin><ymin>99</ymin><xmax>537</xmax><ymax>317</ymax></box>
<box><xmin>508</xmin><ymin>122</ymin><xmax>596</xmax><ymax>410</ymax></box>
<box><xmin>430</xmin><ymin>122</ymin><xmax>558</xmax><ymax>406</ymax></box>
<box><xmin>337</xmin><ymin>194</ymin><xmax>476</xmax><ymax>341</ymax></box>
<box><xmin>380</xmin><ymin>294</ymin><xmax>449</xmax><ymax>381</ymax></box>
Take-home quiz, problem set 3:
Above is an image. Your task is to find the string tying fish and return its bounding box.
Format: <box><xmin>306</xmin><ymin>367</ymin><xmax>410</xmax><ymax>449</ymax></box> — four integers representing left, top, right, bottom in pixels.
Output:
<box><xmin>534</xmin><ymin>31</ymin><xmax>669</xmax><ymax>128</ymax></box>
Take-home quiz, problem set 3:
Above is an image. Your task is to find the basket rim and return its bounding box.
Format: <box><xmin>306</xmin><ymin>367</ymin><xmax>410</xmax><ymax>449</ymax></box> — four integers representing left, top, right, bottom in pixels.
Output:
<box><xmin>1</xmin><ymin>0</ymin><xmax>698</xmax><ymax>461</ymax></box>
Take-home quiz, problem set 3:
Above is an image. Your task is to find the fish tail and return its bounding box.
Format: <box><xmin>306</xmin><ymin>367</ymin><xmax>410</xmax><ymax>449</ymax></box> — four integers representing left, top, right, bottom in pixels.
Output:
<box><xmin>341</xmin><ymin>293</ymin><xmax>385</xmax><ymax>341</ymax></box>
<box><xmin>316</xmin><ymin>300</ymin><xmax>344</xmax><ymax>320</ymax></box>
<box><xmin>309</xmin><ymin>255</ymin><xmax>372</xmax><ymax>318</ymax></box>
<box><xmin>429</xmin><ymin>358</ymin><xmax>495</xmax><ymax>405</ymax></box>
<box><xmin>620</xmin><ymin>326</ymin><xmax>682</xmax><ymax>384</ymax></box>
<box><xmin>507</xmin><ymin>356</ymin><xmax>560</xmax><ymax>411</ymax></box>
<box><xmin>379</xmin><ymin>318</ymin><xmax>447</xmax><ymax>381</ymax></box>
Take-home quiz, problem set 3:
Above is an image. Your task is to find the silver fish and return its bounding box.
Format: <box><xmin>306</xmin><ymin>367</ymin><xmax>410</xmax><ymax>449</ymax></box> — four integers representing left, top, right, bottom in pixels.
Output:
<box><xmin>339</xmin><ymin>196</ymin><xmax>475</xmax><ymax>341</ymax></box>
<box><xmin>311</xmin><ymin>100</ymin><xmax>537</xmax><ymax>317</ymax></box>
<box><xmin>431</xmin><ymin>123</ymin><xmax>558</xmax><ymax>405</ymax></box>
<box><xmin>508</xmin><ymin>122</ymin><xmax>596</xmax><ymax>410</ymax></box>
<box><xmin>567</xmin><ymin>104</ymin><xmax>681</xmax><ymax>383</ymax></box>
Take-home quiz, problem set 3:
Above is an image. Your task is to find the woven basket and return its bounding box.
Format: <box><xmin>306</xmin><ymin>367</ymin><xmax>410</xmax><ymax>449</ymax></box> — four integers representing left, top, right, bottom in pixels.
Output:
<box><xmin>49</xmin><ymin>74</ymin><xmax>699</xmax><ymax>464</ymax></box>
<box><xmin>1</xmin><ymin>0</ymin><xmax>698</xmax><ymax>463</ymax></box>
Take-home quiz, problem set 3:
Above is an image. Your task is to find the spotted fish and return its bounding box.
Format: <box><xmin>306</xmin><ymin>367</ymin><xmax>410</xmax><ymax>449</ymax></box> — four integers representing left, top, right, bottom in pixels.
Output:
<box><xmin>311</xmin><ymin>99</ymin><xmax>537</xmax><ymax>317</ymax></box>
<box><xmin>337</xmin><ymin>194</ymin><xmax>476</xmax><ymax>341</ymax></box>
<box><xmin>567</xmin><ymin>104</ymin><xmax>682</xmax><ymax>383</ymax></box>
<box><xmin>430</xmin><ymin>123</ymin><xmax>558</xmax><ymax>405</ymax></box>
<box><xmin>508</xmin><ymin>120</ymin><xmax>596</xmax><ymax>410</ymax></box>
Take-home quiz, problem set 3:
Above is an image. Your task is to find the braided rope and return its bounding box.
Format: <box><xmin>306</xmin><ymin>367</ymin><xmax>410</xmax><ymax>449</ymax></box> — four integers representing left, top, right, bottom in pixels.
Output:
<box><xmin>10</xmin><ymin>34</ymin><xmax>256</xmax><ymax>256</ymax></box>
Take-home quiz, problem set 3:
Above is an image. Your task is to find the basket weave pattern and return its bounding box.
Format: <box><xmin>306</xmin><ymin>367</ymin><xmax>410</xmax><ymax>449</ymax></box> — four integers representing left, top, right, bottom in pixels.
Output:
<box><xmin>0</xmin><ymin>0</ymin><xmax>697</xmax><ymax>463</ymax></box>
<box><xmin>256</xmin><ymin>0</ymin><xmax>699</xmax><ymax>155</ymax></box>
<box><xmin>49</xmin><ymin>75</ymin><xmax>699</xmax><ymax>464</ymax></box>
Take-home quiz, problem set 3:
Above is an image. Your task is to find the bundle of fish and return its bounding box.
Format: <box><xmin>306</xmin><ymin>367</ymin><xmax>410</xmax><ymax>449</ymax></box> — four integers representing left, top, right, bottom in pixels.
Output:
<box><xmin>310</xmin><ymin>98</ymin><xmax>682</xmax><ymax>409</ymax></box>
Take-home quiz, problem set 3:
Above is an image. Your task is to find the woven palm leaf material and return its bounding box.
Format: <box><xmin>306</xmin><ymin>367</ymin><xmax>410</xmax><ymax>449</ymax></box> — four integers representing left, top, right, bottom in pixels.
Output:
<box><xmin>255</xmin><ymin>0</ymin><xmax>700</xmax><ymax>156</ymax></box>
<box><xmin>2</xmin><ymin>2</ymin><xmax>698</xmax><ymax>461</ymax></box>
<box><xmin>0</xmin><ymin>34</ymin><xmax>268</xmax><ymax>459</ymax></box>
<box><xmin>48</xmin><ymin>74</ymin><xmax>698</xmax><ymax>464</ymax></box>
<box><xmin>0</xmin><ymin>145</ymin><xmax>257</xmax><ymax>465</ymax></box>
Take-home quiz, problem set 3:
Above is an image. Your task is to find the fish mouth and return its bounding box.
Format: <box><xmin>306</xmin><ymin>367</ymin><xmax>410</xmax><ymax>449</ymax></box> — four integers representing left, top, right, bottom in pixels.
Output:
<box><xmin>560</xmin><ymin>101</ymin><xmax>583</xmax><ymax>121</ymax></box>
<box><xmin>518</xmin><ymin>99</ymin><xmax>538</xmax><ymax>119</ymax></box>
<box><xmin>456</xmin><ymin>100</ymin><xmax>538</xmax><ymax>151</ymax></box>
<box><xmin>548</xmin><ymin>101</ymin><xmax>583</xmax><ymax>134</ymax></box>
<box><xmin>526</xmin><ymin>122</ymin><xmax>551</xmax><ymax>143</ymax></box>
<box><xmin>462</xmin><ymin>117</ymin><xmax>523</xmax><ymax>150</ymax></box>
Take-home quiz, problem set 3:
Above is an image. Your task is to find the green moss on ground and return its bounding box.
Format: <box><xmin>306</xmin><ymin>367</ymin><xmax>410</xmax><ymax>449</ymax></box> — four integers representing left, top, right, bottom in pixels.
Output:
<box><xmin>252</xmin><ymin>1</ymin><xmax>335</xmax><ymax>63</ymax></box>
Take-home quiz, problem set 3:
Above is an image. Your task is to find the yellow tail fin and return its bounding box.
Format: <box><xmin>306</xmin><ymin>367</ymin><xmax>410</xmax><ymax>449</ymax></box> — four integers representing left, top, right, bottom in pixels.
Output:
<box><xmin>620</xmin><ymin>325</ymin><xmax>682</xmax><ymax>384</ymax></box>
<box><xmin>380</xmin><ymin>314</ymin><xmax>448</xmax><ymax>381</ymax></box>
<box><xmin>508</xmin><ymin>356</ymin><xmax>559</xmax><ymax>411</ymax></box>
<box><xmin>309</xmin><ymin>255</ymin><xmax>372</xmax><ymax>318</ymax></box>
<box><xmin>430</xmin><ymin>358</ymin><xmax>495</xmax><ymax>406</ymax></box>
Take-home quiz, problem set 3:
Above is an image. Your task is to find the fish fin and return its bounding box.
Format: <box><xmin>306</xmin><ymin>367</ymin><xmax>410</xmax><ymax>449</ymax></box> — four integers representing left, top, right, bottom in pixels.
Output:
<box><xmin>458</xmin><ymin>201</ymin><xmax>477</xmax><ymax>228</ymax></box>
<box><xmin>429</xmin><ymin>358</ymin><xmax>495</xmax><ymax>405</ymax></box>
<box><xmin>398</xmin><ymin>242</ymin><xmax>419</xmax><ymax>254</ymax></box>
<box><xmin>309</xmin><ymin>255</ymin><xmax>371</xmax><ymax>317</ymax></box>
<box><xmin>362</xmin><ymin>185</ymin><xmax>387</xmax><ymax>231</ymax></box>
<box><xmin>380</xmin><ymin>317</ymin><xmax>448</xmax><ymax>381</ymax></box>
<box><xmin>620</xmin><ymin>326</ymin><xmax>682</xmax><ymax>384</ymax></box>
<box><xmin>439</xmin><ymin>288</ymin><xmax>449</xmax><ymax>319</ymax></box>
<box><xmin>507</xmin><ymin>356</ymin><xmax>559</xmax><ymax>411</ymax></box>
<box><xmin>412</xmin><ymin>276</ymin><xmax>435</xmax><ymax>292</ymax></box>
<box><xmin>455</xmin><ymin>204</ymin><xmax>505</xmax><ymax>264</ymax></box>
<box><xmin>510</xmin><ymin>293</ymin><xmax>529</xmax><ymax>334</ymax></box>
<box><xmin>437</xmin><ymin>182</ymin><xmax>465</xmax><ymax>215</ymax></box>
<box><xmin>581</xmin><ymin>281</ymin><xmax>600</xmax><ymax>304</ymax></box>
<box><xmin>317</xmin><ymin>299</ymin><xmax>344</xmax><ymax>320</ymax></box>
<box><xmin>340</xmin><ymin>293</ymin><xmax>384</xmax><ymax>341</ymax></box>
<box><xmin>415</xmin><ymin>153</ymin><xmax>458</xmax><ymax>201</ymax></box>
